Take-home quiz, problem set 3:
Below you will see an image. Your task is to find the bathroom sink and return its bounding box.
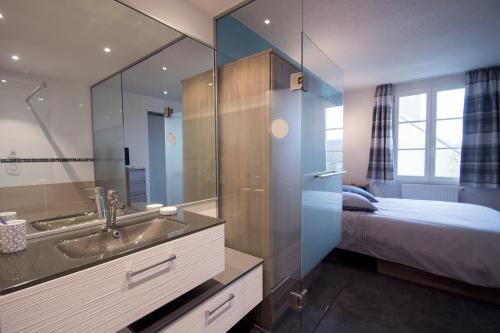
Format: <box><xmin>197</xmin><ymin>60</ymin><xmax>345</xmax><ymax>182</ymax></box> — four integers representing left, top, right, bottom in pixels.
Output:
<box><xmin>56</xmin><ymin>217</ymin><xmax>187</xmax><ymax>259</ymax></box>
<box><xmin>31</xmin><ymin>212</ymin><xmax>99</xmax><ymax>231</ymax></box>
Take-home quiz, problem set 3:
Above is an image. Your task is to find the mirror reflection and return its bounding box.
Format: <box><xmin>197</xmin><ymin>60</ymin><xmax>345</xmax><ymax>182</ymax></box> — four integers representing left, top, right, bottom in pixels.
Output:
<box><xmin>0</xmin><ymin>0</ymin><xmax>216</xmax><ymax>236</ymax></box>
<box><xmin>120</xmin><ymin>37</ymin><xmax>215</xmax><ymax>207</ymax></box>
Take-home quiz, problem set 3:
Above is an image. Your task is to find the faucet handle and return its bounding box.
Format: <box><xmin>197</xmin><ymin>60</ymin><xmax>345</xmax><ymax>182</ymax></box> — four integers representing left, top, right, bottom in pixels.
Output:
<box><xmin>107</xmin><ymin>189</ymin><xmax>126</xmax><ymax>209</ymax></box>
<box><xmin>107</xmin><ymin>189</ymin><xmax>119</xmax><ymax>200</ymax></box>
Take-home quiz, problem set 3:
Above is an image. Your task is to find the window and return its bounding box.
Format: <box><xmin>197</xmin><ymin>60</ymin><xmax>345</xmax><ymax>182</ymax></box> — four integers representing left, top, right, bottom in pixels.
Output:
<box><xmin>325</xmin><ymin>106</ymin><xmax>343</xmax><ymax>171</ymax></box>
<box><xmin>395</xmin><ymin>87</ymin><xmax>465</xmax><ymax>182</ymax></box>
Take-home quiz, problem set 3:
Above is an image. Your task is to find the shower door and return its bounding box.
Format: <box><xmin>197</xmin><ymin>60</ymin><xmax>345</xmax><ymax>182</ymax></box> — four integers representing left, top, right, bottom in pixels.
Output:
<box><xmin>298</xmin><ymin>32</ymin><xmax>344</xmax><ymax>332</ymax></box>
<box><xmin>215</xmin><ymin>1</ymin><xmax>343</xmax><ymax>331</ymax></box>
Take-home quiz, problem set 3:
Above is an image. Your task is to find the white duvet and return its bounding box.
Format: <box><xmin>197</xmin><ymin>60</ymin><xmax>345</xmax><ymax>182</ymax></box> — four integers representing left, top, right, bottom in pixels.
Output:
<box><xmin>338</xmin><ymin>197</ymin><xmax>500</xmax><ymax>288</ymax></box>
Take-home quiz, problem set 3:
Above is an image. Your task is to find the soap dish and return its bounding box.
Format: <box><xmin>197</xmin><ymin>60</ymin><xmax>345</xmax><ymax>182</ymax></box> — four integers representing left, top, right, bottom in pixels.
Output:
<box><xmin>160</xmin><ymin>206</ymin><xmax>177</xmax><ymax>216</ymax></box>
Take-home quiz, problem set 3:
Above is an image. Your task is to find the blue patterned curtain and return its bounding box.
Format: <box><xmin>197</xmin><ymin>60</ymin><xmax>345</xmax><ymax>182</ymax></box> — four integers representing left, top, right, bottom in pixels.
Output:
<box><xmin>460</xmin><ymin>66</ymin><xmax>500</xmax><ymax>189</ymax></box>
<box><xmin>367</xmin><ymin>84</ymin><xmax>395</xmax><ymax>181</ymax></box>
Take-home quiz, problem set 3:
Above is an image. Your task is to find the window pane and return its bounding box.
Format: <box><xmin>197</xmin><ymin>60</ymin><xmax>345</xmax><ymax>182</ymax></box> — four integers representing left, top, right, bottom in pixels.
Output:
<box><xmin>436</xmin><ymin>88</ymin><xmax>465</xmax><ymax>119</ymax></box>
<box><xmin>326</xmin><ymin>106</ymin><xmax>343</xmax><ymax>129</ymax></box>
<box><xmin>326</xmin><ymin>129</ymin><xmax>343</xmax><ymax>151</ymax></box>
<box><xmin>398</xmin><ymin>122</ymin><xmax>426</xmax><ymax>149</ymax></box>
<box><xmin>397</xmin><ymin>149</ymin><xmax>425</xmax><ymax>176</ymax></box>
<box><xmin>436</xmin><ymin>119</ymin><xmax>463</xmax><ymax>148</ymax></box>
<box><xmin>435</xmin><ymin>148</ymin><xmax>461</xmax><ymax>178</ymax></box>
<box><xmin>326</xmin><ymin>151</ymin><xmax>342</xmax><ymax>171</ymax></box>
<box><xmin>399</xmin><ymin>94</ymin><xmax>426</xmax><ymax>122</ymax></box>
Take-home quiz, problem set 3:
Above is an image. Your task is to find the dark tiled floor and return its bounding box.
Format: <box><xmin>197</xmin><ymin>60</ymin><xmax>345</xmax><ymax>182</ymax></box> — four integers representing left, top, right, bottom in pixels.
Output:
<box><xmin>232</xmin><ymin>252</ymin><xmax>500</xmax><ymax>333</ymax></box>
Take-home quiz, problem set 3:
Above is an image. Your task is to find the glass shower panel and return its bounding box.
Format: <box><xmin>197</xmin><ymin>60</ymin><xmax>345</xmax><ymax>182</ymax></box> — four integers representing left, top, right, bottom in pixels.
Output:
<box><xmin>216</xmin><ymin>1</ymin><xmax>303</xmax><ymax>331</ymax></box>
<box><xmin>91</xmin><ymin>74</ymin><xmax>127</xmax><ymax>201</ymax></box>
<box><xmin>0</xmin><ymin>78</ymin><xmax>55</xmax><ymax>222</ymax></box>
<box><xmin>121</xmin><ymin>37</ymin><xmax>215</xmax><ymax>207</ymax></box>
<box><xmin>300</xmin><ymin>32</ymin><xmax>344</xmax><ymax>332</ymax></box>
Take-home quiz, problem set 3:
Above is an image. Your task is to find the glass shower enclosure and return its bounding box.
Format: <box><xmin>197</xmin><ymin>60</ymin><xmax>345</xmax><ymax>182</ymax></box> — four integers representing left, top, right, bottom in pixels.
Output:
<box><xmin>216</xmin><ymin>1</ymin><xmax>344</xmax><ymax>331</ymax></box>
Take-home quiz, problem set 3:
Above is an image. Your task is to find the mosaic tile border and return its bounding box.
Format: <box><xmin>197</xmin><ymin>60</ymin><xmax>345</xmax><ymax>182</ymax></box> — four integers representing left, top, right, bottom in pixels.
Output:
<box><xmin>0</xmin><ymin>158</ymin><xmax>95</xmax><ymax>163</ymax></box>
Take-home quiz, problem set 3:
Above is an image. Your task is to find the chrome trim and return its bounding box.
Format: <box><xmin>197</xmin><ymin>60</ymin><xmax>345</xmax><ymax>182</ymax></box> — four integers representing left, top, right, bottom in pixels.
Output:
<box><xmin>271</xmin><ymin>275</ymin><xmax>290</xmax><ymax>293</ymax></box>
<box><xmin>127</xmin><ymin>254</ymin><xmax>177</xmax><ymax>279</ymax></box>
<box><xmin>106</xmin><ymin>189</ymin><xmax>126</xmax><ymax>230</ymax></box>
<box><xmin>312</xmin><ymin>170</ymin><xmax>346</xmax><ymax>178</ymax></box>
<box><xmin>206</xmin><ymin>293</ymin><xmax>235</xmax><ymax>318</ymax></box>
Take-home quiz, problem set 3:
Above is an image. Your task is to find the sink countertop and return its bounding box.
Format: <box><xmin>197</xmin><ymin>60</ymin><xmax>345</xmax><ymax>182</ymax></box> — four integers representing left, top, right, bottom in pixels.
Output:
<box><xmin>0</xmin><ymin>209</ymin><xmax>224</xmax><ymax>296</ymax></box>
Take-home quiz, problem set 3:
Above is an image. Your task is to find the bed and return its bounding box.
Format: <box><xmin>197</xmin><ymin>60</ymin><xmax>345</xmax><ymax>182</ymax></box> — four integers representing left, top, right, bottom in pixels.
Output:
<box><xmin>338</xmin><ymin>197</ymin><xmax>500</xmax><ymax>288</ymax></box>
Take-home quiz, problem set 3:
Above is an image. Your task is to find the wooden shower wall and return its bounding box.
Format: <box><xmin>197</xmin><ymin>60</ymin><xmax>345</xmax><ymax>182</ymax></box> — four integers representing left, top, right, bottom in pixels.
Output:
<box><xmin>181</xmin><ymin>70</ymin><xmax>216</xmax><ymax>203</ymax></box>
<box><xmin>218</xmin><ymin>50</ymin><xmax>302</xmax><ymax>329</ymax></box>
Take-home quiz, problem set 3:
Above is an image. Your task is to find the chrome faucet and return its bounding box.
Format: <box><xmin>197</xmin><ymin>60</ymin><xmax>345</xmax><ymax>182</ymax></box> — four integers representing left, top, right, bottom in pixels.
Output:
<box><xmin>86</xmin><ymin>187</ymin><xmax>107</xmax><ymax>220</ymax></box>
<box><xmin>106</xmin><ymin>189</ymin><xmax>126</xmax><ymax>230</ymax></box>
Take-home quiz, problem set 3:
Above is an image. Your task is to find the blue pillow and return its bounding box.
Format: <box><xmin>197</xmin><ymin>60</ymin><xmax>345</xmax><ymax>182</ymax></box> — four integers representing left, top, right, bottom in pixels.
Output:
<box><xmin>342</xmin><ymin>185</ymin><xmax>378</xmax><ymax>203</ymax></box>
<box><xmin>343</xmin><ymin>192</ymin><xmax>378</xmax><ymax>212</ymax></box>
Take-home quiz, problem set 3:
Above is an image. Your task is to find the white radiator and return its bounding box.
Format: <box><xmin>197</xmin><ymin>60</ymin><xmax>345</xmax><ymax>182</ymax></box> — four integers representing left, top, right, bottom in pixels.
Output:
<box><xmin>401</xmin><ymin>184</ymin><xmax>459</xmax><ymax>202</ymax></box>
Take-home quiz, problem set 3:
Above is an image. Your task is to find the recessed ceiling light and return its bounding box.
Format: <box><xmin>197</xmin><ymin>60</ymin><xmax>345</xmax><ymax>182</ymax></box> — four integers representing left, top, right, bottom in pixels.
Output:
<box><xmin>208</xmin><ymin>82</ymin><xmax>213</xmax><ymax>86</ymax></box>
<box><xmin>37</xmin><ymin>97</ymin><xmax>44</xmax><ymax>102</ymax></box>
<box><xmin>1</xmin><ymin>79</ymin><xmax>6</xmax><ymax>83</ymax></box>
<box><xmin>11</xmin><ymin>55</ymin><xmax>19</xmax><ymax>61</ymax></box>
<box><xmin>162</xmin><ymin>66</ymin><xmax>167</xmax><ymax>71</ymax></box>
<box><xmin>163</xmin><ymin>91</ymin><xmax>168</xmax><ymax>95</ymax></box>
<box><xmin>264</xmin><ymin>19</ymin><xmax>271</xmax><ymax>25</ymax></box>
<box><xmin>104</xmin><ymin>47</ymin><xmax>111</xmax><ymax>53</ymax></box>
<box><xmin>0</xmin><ymin>13</ymin><xmax>4</xmax><ymax>19</ymax></box>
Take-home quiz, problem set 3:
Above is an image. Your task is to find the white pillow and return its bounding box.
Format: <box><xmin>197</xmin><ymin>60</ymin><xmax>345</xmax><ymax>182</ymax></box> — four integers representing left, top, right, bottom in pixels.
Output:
<box><xmin>343</xmin><ymin>192</ymin><xmax>378</xmax><ymax>212</ymax></box>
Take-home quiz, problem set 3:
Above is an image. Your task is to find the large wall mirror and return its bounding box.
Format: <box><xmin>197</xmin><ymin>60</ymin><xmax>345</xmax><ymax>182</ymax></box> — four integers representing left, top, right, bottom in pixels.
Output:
<box><xmin>0</xmin><ymin>0</ymin><xmax>216</xmax><ymax>236</ymax></box>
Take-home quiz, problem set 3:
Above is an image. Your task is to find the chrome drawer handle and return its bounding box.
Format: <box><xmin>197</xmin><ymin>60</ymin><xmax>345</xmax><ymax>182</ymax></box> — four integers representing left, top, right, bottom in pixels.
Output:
<box><xmin>127</xmin><ymin>254</ymin><xmax>176</xmax><ymax>279</ymax></box>
<box><xmin>206</xmin><ymin>293</ymin><xmax>235</xmax><ymax>318</ymax></box>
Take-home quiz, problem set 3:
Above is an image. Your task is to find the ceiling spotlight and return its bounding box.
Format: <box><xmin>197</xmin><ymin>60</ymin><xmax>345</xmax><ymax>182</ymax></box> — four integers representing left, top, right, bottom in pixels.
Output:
<box><xmin>1</xmin><ymin>79</ymin><xmax>6</xmax><ymax>83</ymax></box>
<box><xmin>163</xmin><ymin>91</ymin><xmax>168</xmax><ymax>95</ymax></box>
<box><xmin>162</xmin><ymin>66</ymin><xmax>167</xmax><ymax>71</ymax></box>
<box><xmin>208</xmin><ymin>82</ymin><xmax>213</xmax><ymax>86</ymax></box>
<box><xmin>0</xmin><ymin>13</ymin><xmax>4</xmax><ymax>19</ymax></box>
<box><xmin>11</xmin><ymin>55</ymin><xmax>19</xmax><ymax>61</ymax></box>
<box><xmin>104</xmin><ymin>47</ymin><xmax>111</xmax><ymax>53</ymax></box>
<box><xmin>37</xmin><ymin>97</ymin><xmax>44</xmax><ymax>102</ymax></box>
<box><xmin>264</xmin><ymin>19</ymin><xmax>271</xmax><ymax>25</ymax></box>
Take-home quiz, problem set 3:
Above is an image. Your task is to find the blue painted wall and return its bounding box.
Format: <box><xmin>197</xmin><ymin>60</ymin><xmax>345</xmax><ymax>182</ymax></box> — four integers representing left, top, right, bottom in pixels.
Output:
<box><xmin>217</xmin><ymin>15</ymin><xmax>342</xmax><ymax>105</ymax></box>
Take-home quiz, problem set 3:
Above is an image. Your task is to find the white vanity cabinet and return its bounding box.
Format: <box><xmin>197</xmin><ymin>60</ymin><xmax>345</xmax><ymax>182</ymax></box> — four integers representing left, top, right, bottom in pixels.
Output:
<box><xmin>162</xmin><ymin>264</ymin><xmax>263</xmax><ymax>333</ymax></box>
<box><xmin>0</xmin><ymin>225</ymin><xmax>224</xmax><ymax>333</ymax></box>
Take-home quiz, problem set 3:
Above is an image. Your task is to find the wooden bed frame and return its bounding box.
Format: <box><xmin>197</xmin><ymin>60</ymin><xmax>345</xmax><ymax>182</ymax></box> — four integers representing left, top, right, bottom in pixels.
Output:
<box><xmin>333</xmin><ymin>249</ymin><xmax>500</xmax><ymax>305</ymax></box>
<box><xmin>377</xmin><ymin>259</ymin><xmax>500</xmax><ymax>306</ymax></box>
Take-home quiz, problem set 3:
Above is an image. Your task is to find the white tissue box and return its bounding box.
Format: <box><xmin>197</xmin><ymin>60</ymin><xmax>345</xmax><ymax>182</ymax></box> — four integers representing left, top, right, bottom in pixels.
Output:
<box><xmin>0</xmin><ymin>220</ymin><xmax>27</xmax><ymax>254</ymax></box>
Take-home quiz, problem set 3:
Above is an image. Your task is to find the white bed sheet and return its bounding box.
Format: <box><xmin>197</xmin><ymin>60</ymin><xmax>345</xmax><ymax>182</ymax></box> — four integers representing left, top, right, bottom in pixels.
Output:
<box><xmin>338</xmin><ymin>197</ymin><xmax>500</xmax><ymax>288</ymax></box>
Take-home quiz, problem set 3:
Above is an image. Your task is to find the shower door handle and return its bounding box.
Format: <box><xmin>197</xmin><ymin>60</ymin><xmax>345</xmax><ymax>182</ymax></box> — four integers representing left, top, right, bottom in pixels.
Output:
<box><xmin>313</xmin><ymin>170</ymin><xmax>346</xmax><ymax>178</ymax></box>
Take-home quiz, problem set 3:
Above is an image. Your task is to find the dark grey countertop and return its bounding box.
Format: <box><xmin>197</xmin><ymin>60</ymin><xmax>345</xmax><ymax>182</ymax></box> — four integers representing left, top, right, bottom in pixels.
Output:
<box><xmin>0</xmin><ymin>209</ymin><xmax>224</xmax><ymax>295</ymax></box>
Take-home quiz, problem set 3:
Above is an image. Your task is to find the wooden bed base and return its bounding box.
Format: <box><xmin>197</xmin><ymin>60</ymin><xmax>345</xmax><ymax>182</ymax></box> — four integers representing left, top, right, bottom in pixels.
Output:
<box><xmin>377</xmin><ymin>259</ymin><xmax>500</xmax><ymax>306</ymax></box>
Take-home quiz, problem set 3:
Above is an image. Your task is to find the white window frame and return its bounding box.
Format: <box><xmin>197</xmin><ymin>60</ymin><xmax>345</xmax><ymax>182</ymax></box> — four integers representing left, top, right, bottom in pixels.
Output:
<box><xmin>394</xmin><ymin>83</ymin><xmax>464</xmax><ymax>184</ymax></box>
<box><xmin>325</xmin><ymin>106</ymin><xmax>343</xmax><ymax>171</ymax></box>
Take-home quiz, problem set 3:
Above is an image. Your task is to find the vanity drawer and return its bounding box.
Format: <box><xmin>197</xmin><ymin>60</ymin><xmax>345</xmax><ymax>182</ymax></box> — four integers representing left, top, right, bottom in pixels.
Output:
<box><xmin>0</xmin><ymin>225</ymin><xmax>225</xmax><ymax>333</ymax></box>
<box><xmin>162</xmin><ymin>264</ymin><xmax>263</xmax><ymax>333</ymax></box>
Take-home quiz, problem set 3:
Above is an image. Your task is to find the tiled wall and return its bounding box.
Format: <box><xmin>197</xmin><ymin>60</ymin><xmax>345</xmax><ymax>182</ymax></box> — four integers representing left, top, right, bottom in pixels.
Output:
<box><xmin>0</xmin><ymin>68</ymin><xmax>94</xmax><ymax>188</ymax></box>
<box><xmin>0</xmin><ymin>181</ymin><xmax>95</xmax><ymax>222</ymax></box>
<box><xmin>0</xmin><ymin>69</ymin><xmax>95</xmax><ymax>220</ymax></box>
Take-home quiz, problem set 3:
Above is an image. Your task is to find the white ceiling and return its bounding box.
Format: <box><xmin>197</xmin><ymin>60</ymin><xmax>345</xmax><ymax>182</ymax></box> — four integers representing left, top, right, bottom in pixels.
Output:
<box><xmin>219</xmin><ymin>0</ymin><xmax>500</xmax><ymax>91</ymax></box>
<box><xmin>304</xmin><ymin>0</ymin><xmax>500</xmax><ymax>90</ymax></box>
<box><xmin>121</xmin><ymin>37</ymin><xmax>213</xmax><ymax>103</ymax></box>
<box><xmin>186</xmin><ymin>0</ymin><xmax>242</xmax><ymax>17</ymax></box>
<box><xmin>0</xmin><ymin>0</ymin><xmax>181</xmax><ymax>86</ymax></box>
